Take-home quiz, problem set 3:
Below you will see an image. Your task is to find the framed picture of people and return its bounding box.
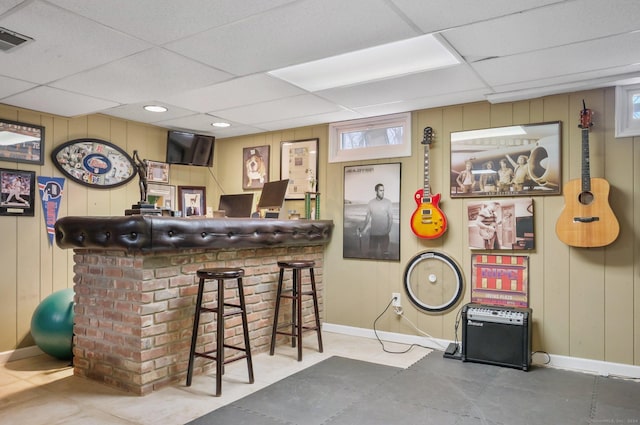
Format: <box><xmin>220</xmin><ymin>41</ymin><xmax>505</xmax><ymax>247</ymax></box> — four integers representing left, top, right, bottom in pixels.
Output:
<box><xmin>178</xmin><ymin>186</ymin><xmax>206</xmax><ymax>217</ymax></box>
<box><xmin>343</xmin><ymin>163</ymin><xmax>401</xmax><ymax>261</ymax></box>
<box><xmin>0</xmin><ymin>168</ymin><xmax>36</xmax><ymax>216</ymax></box>
<box><xmin>467</xmin><ymin>198</ymin><xmax>535</xmax><ymax>250</ymax></box>
<box><xmin>450</xmin><ymin>121</ymin><xmax>561</xmax><ymax>198</ymax></box>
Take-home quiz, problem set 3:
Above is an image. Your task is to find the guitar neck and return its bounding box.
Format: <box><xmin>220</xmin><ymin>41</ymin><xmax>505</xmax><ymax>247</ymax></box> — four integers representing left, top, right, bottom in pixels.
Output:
<box><xmin>423</xmin><ymin>143</ymin><xmax>431</xmax><ymax>196</ymax></box>
<box><xmin>581</xmin><ymin>127</ymin><xmax>591</xmax><ymax>192</ymax></box>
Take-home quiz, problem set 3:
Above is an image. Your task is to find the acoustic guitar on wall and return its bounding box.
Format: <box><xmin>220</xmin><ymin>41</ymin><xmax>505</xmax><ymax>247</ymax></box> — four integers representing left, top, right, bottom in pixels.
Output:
<box><xmin>555</xmin><ymin>101</ymin><xmax>619</xmax><ymax>247</ymax></box>
<box><xmin>410</xmin><ymin>127</ymin><xmax>447</xmax><ymax>239</ymax></box>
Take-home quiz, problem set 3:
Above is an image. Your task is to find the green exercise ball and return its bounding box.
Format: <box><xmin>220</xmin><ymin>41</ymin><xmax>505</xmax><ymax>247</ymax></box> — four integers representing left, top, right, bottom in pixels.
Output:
<box><xmin>30</xmin><ymin>288</ymin><xmax>75</xmax><ymax>360</ymax></box>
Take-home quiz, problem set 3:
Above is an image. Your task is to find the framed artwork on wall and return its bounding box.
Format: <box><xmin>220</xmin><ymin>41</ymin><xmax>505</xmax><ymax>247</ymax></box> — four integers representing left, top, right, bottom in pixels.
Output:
<box><xmin>243</xmin><ymin>145</ymin><xmax>270</xmax><ymax>190</ymax></box>
<box><xmin>280</xmin><ymin>138</ymin><xmax>318</xmax><ymax>199</ymax></box>
<box><xmin>148</xmin><ymin>183</ymin><xmax>176</xmax><ymax>210</ymax></box>
<box><xmin>450</xmin><ymin>121</ymin><xmax>561</xmax><ymax>198</ymax></box>
<box><xmin>147</xmin><ymin>160</ymin><xmax>170</xmax><ymax>184</ymax></box>
<box><xmin>343</xmin><ymin>162</ymin><xmax>401</xmax><ymax>261</ymax></box>
<box><xmin>51</xmin><ymin>138</ymin><xmax>136</xmax><ymax>188</ymax></box>
<box><xmin>0</xmin><ymin>119</ymin><xmax>45</xmax><ymax>165</ymax></box>
<box><xmin>178</xmin><ymin>186</ymin><xmax>206</xmax><ymax>217</ymax></box>
<box><xmin>471</xmin><ymin>254</ymin><xmax>529</xmax><ymax>308</ymax></box>
<box><xmin>467</xmin><ymin>198</ymin><xmax>534</xmax><ymax>250</ymax></box>
<box><xmin>0</xmin><ymin>168</ymin><xmax>36</xmax><ymax>216</ymax></box>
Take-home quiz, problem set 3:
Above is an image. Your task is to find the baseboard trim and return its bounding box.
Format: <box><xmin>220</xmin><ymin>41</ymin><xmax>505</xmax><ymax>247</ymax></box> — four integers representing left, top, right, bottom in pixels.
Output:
<box><xmin>322</xmin><ymin>322</ymin><xmax>640</xmax><ymax>379</ymax></box>
<box><xmin>0</xmin><ymin>345</ymin><xmax>43</xmax><ymax>365</ymax></box>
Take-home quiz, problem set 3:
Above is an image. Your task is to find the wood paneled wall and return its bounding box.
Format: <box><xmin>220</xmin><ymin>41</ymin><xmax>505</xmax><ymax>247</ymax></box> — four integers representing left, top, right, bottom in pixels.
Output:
<box><xmin>1</xmin><ymin>86</ymin><xmax>638</xmax><ymax>367</ymax></box>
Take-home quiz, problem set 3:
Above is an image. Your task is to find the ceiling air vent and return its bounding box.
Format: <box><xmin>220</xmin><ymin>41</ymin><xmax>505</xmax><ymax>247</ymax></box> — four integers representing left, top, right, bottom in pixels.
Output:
<box><xmin>0</xmin><ymin>27</ymin><xmax>33</xmax><ymax>52</ymax></box>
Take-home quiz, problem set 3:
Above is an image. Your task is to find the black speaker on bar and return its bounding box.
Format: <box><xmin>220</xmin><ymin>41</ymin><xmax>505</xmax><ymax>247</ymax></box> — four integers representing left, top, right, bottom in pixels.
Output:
<box><xmin>461</xmin><ymin>303</ymin><xmax>532</xmax><ymax>371</ymax></box>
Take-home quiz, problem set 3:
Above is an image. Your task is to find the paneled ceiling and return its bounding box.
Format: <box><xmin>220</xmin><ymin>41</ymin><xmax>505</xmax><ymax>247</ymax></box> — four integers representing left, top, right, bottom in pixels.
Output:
<box><xmin>1</xmin><ymin>0</ymin><xmax>639</xmax><ymax>138</ymax></box>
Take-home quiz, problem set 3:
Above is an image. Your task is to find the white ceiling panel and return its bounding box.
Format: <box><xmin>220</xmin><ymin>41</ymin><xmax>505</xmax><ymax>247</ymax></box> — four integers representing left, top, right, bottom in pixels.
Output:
<box><xmin>48</xmin><ymin>0</ymin><xmax>297</xmax><ymax>45</ymax></box>
<box><xmin>0</xmin><ymin>1</ymin><xmax>150</xmax><ymax>83</ymax></box>
<box><xmin>164</xmin><ymin>0</ymin><xmax>419</xmax><ymax>75</ymax></box>
<box><xmin>0</xmin><ymin>75</ymin><xmax>36</xmax><ymax>98</ymax></box>
<box><xmin>442</xmin><ymin>0</ymin><xmax>640</xmax><ymax>60</ymax></box>
<box><xmin>50</xmin><ymin>48</ymin><xmax>233</xmax><ymax>104</ymax></box>
<box><xmin>3</xmin><ymin>86</ymin><xmax>119</xmax><ymax>117</ymax></box>
<box><xmin>155</xmin><ymin>114</ymin><xmax>267</xmax><ymax>138</ymax></box>
<box><xmin>100</xmin><ymin>102</ymin><xmax>197</xmax><ymax>124</ymax></box>
<box><xmin>160</xmin><ymin>74</ymin><xmax>306</xmax><ymax>113</ymax></box>
<box><xmin>256</xmin><ymin>109</ymin><xmax>364</xmax><ymax>131</ymax></box>
<box><xmin>316</xmin><ymin>65</ymin><xmax>485</xmax><ymax>108</ymax></box>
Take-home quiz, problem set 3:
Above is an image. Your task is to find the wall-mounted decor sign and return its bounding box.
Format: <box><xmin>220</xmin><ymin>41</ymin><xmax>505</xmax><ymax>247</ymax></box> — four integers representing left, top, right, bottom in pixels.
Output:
<box><xmin>0</xmin><ymin>118</ymin><xmax>45</xmax><ymax>165</ymax></box>
<box><xmin>51</xmin><ymin>139</ymin><xmax>136</xmax><ymax>188</ymax></box>
<box><xmin>450</xmin><ymin>121</ymin><xmax>561</xmax><ymax>198</ymax></box>
<box><xmin>243</xmin><ymin>145</ymin><xmax>270</xmax><ymax>190</ymax></box>
<box><xmin>0</xmin><ymin>168</ymin><xmax>36</xmax><ymax>216</ymax></box>
<box><xmin>280</xmin><ymin>138</ymin><xmax>318</xmax><ymax>200</ymax></box>
<box><xmin>147</xmin><ymin>160</ymin><xmax>170</xmax><ymax>184</ymax></box>
<box><xmin>471</xmin><ymin>254</ymin><xmax>529</xmax><ymax>308</ymax></box>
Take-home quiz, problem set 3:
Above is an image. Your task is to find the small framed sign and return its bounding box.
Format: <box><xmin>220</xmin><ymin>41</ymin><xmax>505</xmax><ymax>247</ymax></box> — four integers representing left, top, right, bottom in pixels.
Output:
<box><xmin>0</xmin><ymin>119</ymin><xmax>45</xmax><ymax>165</ymax></box>
<box><xmin>0</xmin><ymin>168</ymin><xmax>36</xmax><ymax>216</ymax></box>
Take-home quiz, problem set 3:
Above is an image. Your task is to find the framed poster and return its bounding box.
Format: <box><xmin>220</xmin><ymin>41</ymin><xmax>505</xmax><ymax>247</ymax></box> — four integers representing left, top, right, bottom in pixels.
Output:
<box><xmin>450</xmin><ymin>121</ymin><xmax>561</xmax><ymax>198</ymax></box>
<box><xmin>51</xmin><ymin>138</ymin><xmax>136</xmax><ymax>188</ymax></box>
<box><xmin>471</xmin><ymin>254</ymin><xmax>529</xmax><ymax>308</ymax></box>
<box><xmin>0</xmin><ymin>168</ymin><xmax>36</xmax><ymax>216</ymax></box>
<box><xmin>280</xmin><ymin>138</ymin><xmax>318</xmax><ymax>199</ymax></box>
<box><xmin>178</xmin><ymin>186</ymin><xmax>206</xmax><ymax>217</ymax></box>
<box><xmin>0</xmin><ymin>119</ymin><xmax>45</xmax><ymax>165</ymax></box>
<box><xmin>467</xmin><ymin>198</ymin><xmax>534</xmax><ymax>250</ymax></box>
<box><xmin>343</xmin><ymin>162</ymin><xmax>401</xmax><ymax>261</ymax></box>
<box><xmin>147</xmin><ymin>160</ymin><xmax>170</xmax><ymax>184</ymax></box>
<box><xmin>243</xmin><ymin>145</ymin><xmax>270</xmax><ymax>190</ymax></box>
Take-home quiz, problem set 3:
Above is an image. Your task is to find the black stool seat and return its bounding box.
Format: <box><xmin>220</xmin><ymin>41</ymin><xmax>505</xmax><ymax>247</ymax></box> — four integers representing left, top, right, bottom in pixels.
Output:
<box><xmin>270</xmin><ymin>260</ymin><xmax>323</xmax><ymax>361</ymax></box>
<box><xmin>186</xmin><ymin>266</ymin><xmax>254</xmax><ymax>396</ymax></box>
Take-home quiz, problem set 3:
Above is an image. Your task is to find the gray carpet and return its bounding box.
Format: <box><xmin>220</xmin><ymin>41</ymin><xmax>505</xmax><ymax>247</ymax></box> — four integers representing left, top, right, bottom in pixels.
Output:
<box><xmin>186</xmin><ymin>354</ymin><xmax>640</xmax><ymax>425</ymax></box>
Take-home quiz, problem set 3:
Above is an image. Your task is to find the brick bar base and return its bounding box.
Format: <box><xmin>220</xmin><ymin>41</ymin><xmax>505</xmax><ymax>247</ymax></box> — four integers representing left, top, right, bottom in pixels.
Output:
<box><xmin>71</xmin><ymin>245</ymin><xmax>324</xmax><ymax>395</ymax></box>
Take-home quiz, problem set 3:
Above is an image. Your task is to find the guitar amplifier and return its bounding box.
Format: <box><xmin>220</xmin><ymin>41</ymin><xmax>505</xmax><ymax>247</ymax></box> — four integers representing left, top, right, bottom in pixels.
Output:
<box><xmin>461</xmin><ymin>303</ymin><xmax>532</xmax><ymax>371</ymax></box>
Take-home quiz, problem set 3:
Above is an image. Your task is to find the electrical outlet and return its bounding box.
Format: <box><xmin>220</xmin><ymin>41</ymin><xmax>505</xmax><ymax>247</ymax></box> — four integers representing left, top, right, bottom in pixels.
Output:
<box><xmin>392</xmin><ymin>292</ymin><xmax>401</xmax><ymax>307</ymax></box>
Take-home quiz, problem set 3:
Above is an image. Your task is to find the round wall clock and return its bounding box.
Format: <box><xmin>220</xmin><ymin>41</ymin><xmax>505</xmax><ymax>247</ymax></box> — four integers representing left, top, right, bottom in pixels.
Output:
<box><xmin>51</xmin><ymin>139</ymin><xmax>136</xmax><ymax>188</ymax></box>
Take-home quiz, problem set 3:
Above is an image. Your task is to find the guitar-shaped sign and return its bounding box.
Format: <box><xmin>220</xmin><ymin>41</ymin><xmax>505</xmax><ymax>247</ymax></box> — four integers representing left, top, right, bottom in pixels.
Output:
<box><xmin>410</xmin><ymin>127</ymin><xmax>447</xmax><ymax>239</ymax></box>
<box><xmin>555</xmin><ymin>101</ymin><xmax>619</xmax><ymax>247</ymax></box>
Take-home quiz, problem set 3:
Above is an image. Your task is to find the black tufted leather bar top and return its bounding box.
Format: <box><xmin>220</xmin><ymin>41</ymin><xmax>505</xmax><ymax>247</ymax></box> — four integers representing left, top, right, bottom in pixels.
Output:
<box><xmin>54</xmin><ymin>216</ymin><xmax>333</xmax><ymax>252</ymax></box>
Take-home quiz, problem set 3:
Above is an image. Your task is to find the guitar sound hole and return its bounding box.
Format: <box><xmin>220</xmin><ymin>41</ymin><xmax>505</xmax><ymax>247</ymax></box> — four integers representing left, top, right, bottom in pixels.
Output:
<box><xmin>578</xmin><ymin>191</ymin><xmax>594</xmax><ymax>205</ymax></box>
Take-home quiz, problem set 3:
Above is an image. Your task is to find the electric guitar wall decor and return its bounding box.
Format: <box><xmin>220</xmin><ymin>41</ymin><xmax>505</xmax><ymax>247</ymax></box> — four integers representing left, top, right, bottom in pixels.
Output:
<box><xmin>555</xmin><ymin>102</ymin><xmax>619</xmax><ymax>247</ymax></box>
<box><xmin>410</xmin><ymin>127</ymin><xmax>447</xmax><ymax>239</ymax></box>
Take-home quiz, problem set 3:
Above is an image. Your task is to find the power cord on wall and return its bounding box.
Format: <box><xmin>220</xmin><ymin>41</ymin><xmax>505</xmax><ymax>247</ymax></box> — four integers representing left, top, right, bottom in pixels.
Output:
<box><xmin>373</xmin><ymin>295</ymin><xmax>453</xmax><ymax>354</ymax></box>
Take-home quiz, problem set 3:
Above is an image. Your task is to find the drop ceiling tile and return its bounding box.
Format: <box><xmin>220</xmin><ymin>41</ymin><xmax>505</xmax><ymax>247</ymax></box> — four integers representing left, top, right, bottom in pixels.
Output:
<box><xmin>391</xmin><ymin>0</ymin><xmax>561</xmax><ymax>32</ymax></box>
<box><xmin>0</xmin><ymin>76</ymin><xmax>36</xmax><ymax>98</ymax></box>
<box><xmin>214</xmin><ymin>94</ymin><xmax>342</xmax><ymax>125</ymax></box>
<box><xmin>2</xmin><ymin>86</ymin><xmax>119</xmax><ymax>117</ymax></box>
<box><xmin>50</xmin><ymin>48</ymin><xmax>233</xmax><ymax>104</ymax></box>
<box><xmin>354</xmin><ymin>89</ymin><xmax>488</xmax><ymax>116</ymax></box>
<box><xmin>442</xmin><ymin>0</ymin><xmax>640</xmax><ymax>60</ymax></box>
<box><xmin>256</xmin><ymin>109</ymin><xmax>364</xmax><ymax>131</ymax></box>
<box><xmin>472</xmin><ymin>32</ymin><xmax>640</xmax><ymax>87</ymax></box>
<box><xmin>316</xmin><ymin>65</ymin><xmax>485</xmax><ymax>108</ymax></box>
<box><xmin>155</xmin><ymin>114</ymin><xmax>267</xmax><ymax>137</ymax></box>
<box><xmin>164</xmin><ymin>0</ymin><xmax>418</xmax><ymax>75</ymax></box>
<box><xmin>48</xmin><ymin>0</ymin><xmax>297</xmax><ymax>44</ymax></box>
<box><xmin>0</xmin><ymin>1</ymin><xmax>150</xmax><ymax>83</ymax></box>
<box><xmin>160</xmin><ymin>74</ymin><xmax>306</xmax><ymax>113</ymax></box>
<box><xmin>100</xmin><ymin>102</ymin><xmax>197</xmax><ymax>124</ymax></box>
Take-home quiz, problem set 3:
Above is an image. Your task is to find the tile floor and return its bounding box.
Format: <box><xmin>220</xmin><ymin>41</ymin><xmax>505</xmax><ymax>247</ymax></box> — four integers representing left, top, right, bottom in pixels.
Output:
<box><xmin>0</xmin><ymin>332</ymin><xmax>430</xmax><ymax>425</ymax></box>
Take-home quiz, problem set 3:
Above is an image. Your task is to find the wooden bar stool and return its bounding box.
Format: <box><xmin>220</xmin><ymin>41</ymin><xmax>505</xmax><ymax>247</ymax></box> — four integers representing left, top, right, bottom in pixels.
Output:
<box><xmin>270</xmin><ymin>260</ymin><xmax>323</xmax><ymax>361</ymax></box>
<box><xmin>186</xmin><ymin>267</ymin><xmax>254</xmax><ymax>396</ymax></box>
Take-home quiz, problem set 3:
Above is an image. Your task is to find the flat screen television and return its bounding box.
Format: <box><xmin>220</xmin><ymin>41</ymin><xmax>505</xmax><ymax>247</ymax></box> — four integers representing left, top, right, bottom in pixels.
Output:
<box><xmin>218</xmin><ymin>193</ymin><xmax>254</xmax><ymax>218</ymax></box>
<box><xmin>166</xmin><ymin>130</ymin><xmax>214</xmax><ymax>166</ymax></box>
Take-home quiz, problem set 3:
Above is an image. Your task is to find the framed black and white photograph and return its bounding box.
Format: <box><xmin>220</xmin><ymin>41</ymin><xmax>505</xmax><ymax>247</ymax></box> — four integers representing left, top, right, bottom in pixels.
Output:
<box><xmin>467</xmin><ymin>198</ymin><xmax>535</xmax><ymax>250</ymax></box>
<box><xmin>0</xmin><ymin>168</ymin><xmax>36</xmax><ymax>216</ymax></box>
<box><xmin>243</xmin><ymin>145</ymin><xmax>270</xmax><ymax>190</ymax></box>
<box><xmin>450</xmin><ymin>121</ymin><xmax>561</xmax><ymax>198</ymax></box>
<box><xmin>343</xmin><ymin>163</ymin><xmax>401</xmax><ymax>261</ymax></box>
<box><xmin>178</xmin><ymin>186</ymin><xmax>206</xmax><ymax>217</ymax></box>
<box><xmin>280</xmin><ymin>138</ymin><xmax>318</xmax><ymax>199</ymax></box>
<box><xmin>0</xmin><ymin>119</ymin><xmax>45</xmax><ymax>165</ymax></box>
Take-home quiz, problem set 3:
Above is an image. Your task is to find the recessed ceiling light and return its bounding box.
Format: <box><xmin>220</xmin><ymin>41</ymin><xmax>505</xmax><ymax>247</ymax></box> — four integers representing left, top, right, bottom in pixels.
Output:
<box><xmin>211</xmin><ymin>122</ymin><xmax>231</xmax><ymax>128</ymax></box>
<box><xmin>143</xmin><ymin>105</ymin><xmax>168</xmax><ymax>113</ymax></box>
<box><xmin>268</xmin><ymin>33</ymin><xmax>460</xmax><ymax>92</ymax></box>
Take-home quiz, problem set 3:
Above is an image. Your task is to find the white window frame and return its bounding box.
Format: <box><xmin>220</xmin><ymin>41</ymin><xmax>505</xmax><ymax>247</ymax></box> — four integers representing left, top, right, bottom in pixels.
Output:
<box><xmin>328</xmin><ymin>112</ymin><xmax>412</xmax><ymax>163</ymax></box>
<box><xmin>615</xmin><ymin>83</ymin><xmax>640</xmax><ymax>138</ymax></box>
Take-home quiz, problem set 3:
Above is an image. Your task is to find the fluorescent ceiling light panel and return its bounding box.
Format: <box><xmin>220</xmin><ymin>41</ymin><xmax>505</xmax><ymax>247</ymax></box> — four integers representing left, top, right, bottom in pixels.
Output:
<box><xmin>269</xmin><ymin>34</ymin><xmax>460</xmax><ymax>92</ymax></box>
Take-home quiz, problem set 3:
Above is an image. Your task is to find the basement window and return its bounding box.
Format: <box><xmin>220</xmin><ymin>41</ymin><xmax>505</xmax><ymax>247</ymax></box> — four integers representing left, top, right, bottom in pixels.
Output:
<box><xmin>615</xmin><ymin>83</ymin><xmax>640</xmax><ymax>138</ymax></box>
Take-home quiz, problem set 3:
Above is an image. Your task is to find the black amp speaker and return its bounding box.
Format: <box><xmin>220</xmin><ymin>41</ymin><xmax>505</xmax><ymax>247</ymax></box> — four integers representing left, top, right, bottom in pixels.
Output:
<box><xmin>461</xmin><ymin>303</ymin><xmax>532</xmax><ymax>371</ymax></box>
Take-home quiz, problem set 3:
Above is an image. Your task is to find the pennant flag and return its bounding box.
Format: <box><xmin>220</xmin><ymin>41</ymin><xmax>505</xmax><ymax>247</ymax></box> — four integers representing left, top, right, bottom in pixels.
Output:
<box><xmin>38</xmin><ymin>176</ymin><xmax>65</xmax><ymax>245</ymax></box>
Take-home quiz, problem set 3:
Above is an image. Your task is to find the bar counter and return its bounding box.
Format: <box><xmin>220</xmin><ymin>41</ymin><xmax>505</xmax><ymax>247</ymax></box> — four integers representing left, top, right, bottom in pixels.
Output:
<box><xmin>54</xmin><ymin>216</ymin><xmax>333</xmax><ymax>395</ymax></box>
